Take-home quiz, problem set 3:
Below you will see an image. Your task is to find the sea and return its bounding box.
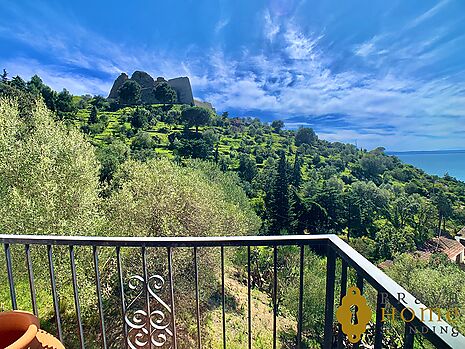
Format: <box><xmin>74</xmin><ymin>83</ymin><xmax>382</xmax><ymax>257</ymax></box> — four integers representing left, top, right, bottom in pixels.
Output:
<box><xmin>388</xmin><ymin>150</ymin><xmax>465</xmax><ymax>182</ymax></box>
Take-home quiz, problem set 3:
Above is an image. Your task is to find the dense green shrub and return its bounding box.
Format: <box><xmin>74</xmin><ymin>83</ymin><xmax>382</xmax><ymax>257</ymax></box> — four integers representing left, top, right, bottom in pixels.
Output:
<box><xmin>0</xmin><ymin>98</ymin><xmax>101</xmax><ymax>235</ymax></box>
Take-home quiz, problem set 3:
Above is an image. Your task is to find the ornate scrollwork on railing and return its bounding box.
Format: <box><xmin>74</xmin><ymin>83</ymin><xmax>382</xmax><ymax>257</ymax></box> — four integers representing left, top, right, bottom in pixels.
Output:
<box><xmin>125</xmin><ymin>274</ymin><xmax>173</xmax><ymax>348</ymax></box>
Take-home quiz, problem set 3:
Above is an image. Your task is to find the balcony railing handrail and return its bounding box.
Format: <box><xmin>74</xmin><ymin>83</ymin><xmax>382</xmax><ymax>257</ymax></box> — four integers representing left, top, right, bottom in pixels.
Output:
<box><xmin>1</xmin><ymin>233</ymin><xmax>464</xmax><ymax>348</ymax></box>
<box><xmin>0</xmin><ymin>233</ymin><xmax>334</xmax><ymax>247</ymax></box>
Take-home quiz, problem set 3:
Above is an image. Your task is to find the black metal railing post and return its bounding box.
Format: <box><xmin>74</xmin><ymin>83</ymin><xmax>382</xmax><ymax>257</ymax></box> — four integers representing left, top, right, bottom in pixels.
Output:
<box><xmin>221</xmin><ymin>246</ymin><xmax>226</xmax><ymax>349</ymax></box>
<box><xmin>69</xmin><ymin>245</ymin><xmax>85</xmax><ymax>349</ymax></box>
<box><xmin>4</xmin><ymin>243</ymin><xmax>17</xmax><ymax>310</ymax></box>
<box><xmin>167</xmin><ymin>247</ymin><xmax>177</xmax><ymax>349</ymax></box>
<box><xmin>93</xmin><ymin>246</ymin><xmax>107</xmax><ymax>349</ymax></box>
<box><xmin>353</xmin><ymin>272</ymin><xmax>364</xmax><ymax>349</ymax></box>
<box><xmin>323</xmin><ymin>247</ymin><xmax>336</xmax><ymax>349</ymax></box>
<box><xmin>116</xmin><ymin>246</ymin><xmax>128</xmax><ymax>349</ymax></box>
<box><xmin>374</xmin><ymin>291</ymin><xmax>384</xmax><ymax>349</ymax></box>
<box><xmin>404</xmin><ymin>322</ymin><xmax>415</xmax><ymax>349</ymax></box>
<box><xmin>297</xmin><ymin>244</ymin><xmax>305</xmax><ymax>348</ymax></box>
<box><xmin>336</xmin><ymin>259</ymin><xmax>347</xmax><ymax>349</ymax></box>
<box><xmin>141</xmin><ymin>246</ymin><xmax>152</xmax><ymax>349</ymax></box>
<box><xmin>47</xmin><ymin>245</ymin><xmax>63</xmax><ymax>342</ymax></box>
<box><xmin>272</xmin><ymin>245</ymin><xmax>278</xmax><ymax>349</ymax></box>
<box><xmin>194</xmin><ymin>247</ymin><xmax>202</xmax><ymax>349</ymax></box>
<box><xmin>25</xmin><ymin>244</ymin><xmax>38</xmax><ymax>316</ymax></box>
<box><xmin>247</xmin><ymin>246</ymin><xmax>252</xmax><ymax>349</ymax></box>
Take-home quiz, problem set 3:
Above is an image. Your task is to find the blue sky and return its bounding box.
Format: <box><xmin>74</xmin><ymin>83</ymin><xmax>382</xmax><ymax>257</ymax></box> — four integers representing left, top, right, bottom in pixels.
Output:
<box><xmin>1</xmin><ymin>0</ymin><xmax>465</xmax><ymax>151</ymax></box>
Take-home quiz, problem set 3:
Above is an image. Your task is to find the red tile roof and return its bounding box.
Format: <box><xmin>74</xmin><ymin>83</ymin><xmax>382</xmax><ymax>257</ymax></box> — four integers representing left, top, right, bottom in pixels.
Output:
<box><xmin>423</xmin><ymin>236</ymin><xmax>464</xmax><ymax>260</ymax></box>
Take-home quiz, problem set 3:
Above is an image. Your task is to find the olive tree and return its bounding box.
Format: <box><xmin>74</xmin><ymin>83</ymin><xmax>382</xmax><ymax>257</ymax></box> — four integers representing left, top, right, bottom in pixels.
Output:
<box><xmin>0</xmin><ymin>98</ymin><xmax>101</xmax><ymax>235</ymax></box>
<box><xmin>0</xmin><ymin>98</ymin><xmax>102</xmax><ymax>346</ymax></box>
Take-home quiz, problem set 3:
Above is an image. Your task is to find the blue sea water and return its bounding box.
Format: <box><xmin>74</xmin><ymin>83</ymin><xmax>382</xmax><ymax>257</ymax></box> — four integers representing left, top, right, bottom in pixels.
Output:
<box><xmin>389</xmin><ymin>150</ymin><xmax>465</xmax><ymax>182</ymax></box>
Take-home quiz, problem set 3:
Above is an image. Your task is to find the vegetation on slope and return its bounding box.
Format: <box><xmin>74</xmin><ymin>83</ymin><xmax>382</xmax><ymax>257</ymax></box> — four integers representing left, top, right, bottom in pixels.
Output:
<box><xmin>1</xmin><ymin>72</ymin><xmax>465</xmax><ymax>347</ymax></box>
<box><xmin>10</xmin><ymin>73</ymin><xmax>460</xmax><ymax>264</ymax></box>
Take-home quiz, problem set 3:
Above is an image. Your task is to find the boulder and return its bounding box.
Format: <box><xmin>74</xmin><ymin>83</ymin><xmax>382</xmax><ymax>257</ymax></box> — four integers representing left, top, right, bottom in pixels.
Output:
<box><xmin>168</xmin><ymin>77</ymin><xmax>194</xmax><ymax>105</ymax></box>
<box><xmin>108</xmin><ymin>73</ymin><xmax>128</xmax><ymax>99</ymax></box>
<box><xmin>108</xmin><ymin>72</ymin><xmax>196</xmax><ymax>106</ymax></box>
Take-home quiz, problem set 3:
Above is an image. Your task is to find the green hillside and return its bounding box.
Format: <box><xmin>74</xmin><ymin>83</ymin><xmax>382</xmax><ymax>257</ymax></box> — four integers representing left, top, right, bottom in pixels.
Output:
<box><xmin>2</xmin><ymin>73</ymin><xmax>465</xmax><ymax>348</ymax></box>
<box><xmin>74</xmin><ymin>99</ymin><xmax>465</xmax><ymax>259</ymax></box>
<box><xmin>2</xmin><ymin>74</ymin><xmax>465</xmax><ymax>262</ymax></box>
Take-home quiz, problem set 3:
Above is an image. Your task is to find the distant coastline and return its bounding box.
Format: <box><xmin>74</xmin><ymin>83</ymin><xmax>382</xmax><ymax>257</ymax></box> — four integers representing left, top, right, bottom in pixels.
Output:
<box><xmin>388</xmin><ymin>149</ymin><xmax>465</xmax><ymax>155</ymax></box>
<box><xmin>387</xmin><ymin>150</ymin><xmax>465</xmax><ymax>181</ymax></box>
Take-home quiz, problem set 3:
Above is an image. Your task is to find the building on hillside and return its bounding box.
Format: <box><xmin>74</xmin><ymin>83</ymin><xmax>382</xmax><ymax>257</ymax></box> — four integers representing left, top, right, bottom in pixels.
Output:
<box><xmin>422</xmin><ymin>236</ymin><xmax>465</xmax><ymax>264</ymax></box>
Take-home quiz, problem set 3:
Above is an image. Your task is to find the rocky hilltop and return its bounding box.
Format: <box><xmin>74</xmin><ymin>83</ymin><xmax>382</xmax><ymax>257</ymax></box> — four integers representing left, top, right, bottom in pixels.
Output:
<box><xmin>108</xmin><ymin>71</ymin><xmax>195</xmax><ymax>105</ymax></box>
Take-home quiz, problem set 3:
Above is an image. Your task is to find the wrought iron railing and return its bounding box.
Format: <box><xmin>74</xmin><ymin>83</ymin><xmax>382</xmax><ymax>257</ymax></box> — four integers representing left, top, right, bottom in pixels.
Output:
<box><xmin>1</xmin><ymin>234</ymin><xmax>464</xmax><ymax>348</ymax></box>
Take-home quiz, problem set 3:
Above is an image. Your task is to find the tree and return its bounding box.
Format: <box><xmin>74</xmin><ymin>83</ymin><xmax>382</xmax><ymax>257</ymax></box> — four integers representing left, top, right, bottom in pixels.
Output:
<box><xmin>175</xmin><ymin>137</ymin><xmax>213</xmax><ymax>159</ymax></box>
<box><xmin>292</xmin><ymin>153</ymin><xmax>302</xmax><ymax>187</ymax></box>
<box><xmin>271</xmin><ymin>120</ymin><xmax>284</xmax><ymax>133</ymax></box>
<box><xmin>1</xmin><ymin>69</ymin><xmax>7</xmax><ymax>82</ymax></box>
<box><xmin>90</xmin><ymin>95</ymin><xmax>109</xmax><ymax>110</ymax></box>
<box><xmin>376</xmin><ymin>223</ymin><xmax>415</xmax><ymax>259</ymax></box>
<box><xmin>26</xmin><ymin>75</ymin><xmax>44</xmax><ymax>95</ymax></box>
<box><xmin>238</xmin><ymin>154</ymin><xmax>258</xmax><ymax>182</ymax></box>
<box><xmin>118</xmin><ymin>80</ymin><xmax>141</xmax><ymax>105</ymax></box>
<box><xmin>41</xmin><ymin>85</ymin><xmax>57</xmax><ymax>111</ymax></box>
<box><xmin>267</xmin><ymin>151</ymin><xmax>290</xmax><ymax>234</ymax></box>
<box><xmin>130</xmin><ymin>107</ymin><xmax>149</xmax><ymax>129</ymax></box>
<box><xmin>356</xmin><ymin>154</ymin><xmax>387</xmax><ymax>179</ymax></box>
<box><xmin>56</xmin><ymin>88</ymin><xmax>76</xmax><ymax>119</ymax></box>
<box><xmin>131</xmin><ymin>131</ymin><xmax>157</xmax><ymax>151</ymax></box>
<box><xmin>103</xmin><ymin>158</ymin><xmax>260</xmax><ymax>237</ymax></box>
<box><xmin>96</xmin><ymin>140</ymin><xmax>129</xmax><ymax>182</ymax></box>
<box><xmin>88</xmin><ymin>106</ymin><xmax>99</xmax><ymax>124</ymax></box>
<box><xmin>433</xmin><ymin>190</ymin><xmax>453</xmax><ymax>235</ymax></box>
<box><xmin>0</xmin><ymin>97</ymin><xmax>101</xmax><ymax>235</ymax></box>
<box><xmin>316</xmin><ymin>176</ymin><xmax>345</xmax><ymax>233</ymax></box>
<box><xmin>347</xmin><ymin>181</ymin><xmax>390</xmax><ymax>239</ymax></box>
<box><xmin>181</xmin><ymin>106</ymin><xmax>211</xmax><ymax>134</ymax></box>
<box><xmin>290</xmin><ymin>188</ymin><xmax>313</xmax><ymax>234</ymax></box>
<box><xmin>153</xmin><ymin>82</ymin><xmax>177</xmax><ymax>104</ymax></box>
<box><xmin>165</xmin><ymin>109</ymin><xmax>181</xmax><ymax>124</ymax></box>
<box><xmin>10</xmin><ymin>76</ymin><xmax>27</xmax><ymax>91</ymax></box>
<box><xmin>295</xmin><ymin>127</ymin><xmax>317</xmax><ymax>146</ymax></box>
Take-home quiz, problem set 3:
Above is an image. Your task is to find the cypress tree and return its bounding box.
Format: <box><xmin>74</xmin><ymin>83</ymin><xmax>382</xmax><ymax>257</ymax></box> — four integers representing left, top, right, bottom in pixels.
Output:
<box><xmin>292</xmin><ymin>153</ymin><xmax>302</xmax><ymax>188</ymax></box>
<box><xmin>268</xmin><ymin>150</ymin><xmax>290</xmax><ymax>234</ymax></box>
<box><xmin>89</xmin><ymin>106</ymin><xmax>98</xmax><ymax>124</ymax></box>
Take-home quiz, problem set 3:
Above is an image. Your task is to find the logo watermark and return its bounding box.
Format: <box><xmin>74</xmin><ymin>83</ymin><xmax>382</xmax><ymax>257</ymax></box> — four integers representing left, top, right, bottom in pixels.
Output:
<box><xmin>336</xmin><ymin>287</ymin><xmax>462</xmax><ymax>343</ymax></box>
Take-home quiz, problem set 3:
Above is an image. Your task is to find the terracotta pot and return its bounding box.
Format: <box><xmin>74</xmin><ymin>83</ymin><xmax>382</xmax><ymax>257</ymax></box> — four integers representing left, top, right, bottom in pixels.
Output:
<box><xmin>0</xmin><ymin>310</ymin><xmax>40</xmax><ymax>349</ymax></box>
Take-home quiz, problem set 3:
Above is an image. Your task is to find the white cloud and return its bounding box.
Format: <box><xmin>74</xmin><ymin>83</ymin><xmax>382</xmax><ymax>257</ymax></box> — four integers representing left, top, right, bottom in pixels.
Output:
<box><xmin>406</xmin><ymin>0</ymin><xmax>450</xmax><ymax>30</ymax></box>
<box><xmin>283</xmin><ymin>26</ymin><xmax>322</xmax><ymax>60</ymax></box>
<box><xmin>355</xmin><ymin>41</ymin><xmax>375</xmax><ymax>57</ymax></box>
<box><xmin>1</xmin><ymin>5</ymin><xmax>463</xmax><ymax>151</ymax></box>
<box><xmin>263</xmin><ymin>10</ymin><xmax>280</xmax><ymax>42</ymax></box>
<box><xmin>214</xmin><ymin>18</ymin><xmax>230</xmax><ymax>34</ymax></box>
<box><xmin>5</xmin><ymin>58</ymin><xmax>111</xmax><ymax>95</ymax></box>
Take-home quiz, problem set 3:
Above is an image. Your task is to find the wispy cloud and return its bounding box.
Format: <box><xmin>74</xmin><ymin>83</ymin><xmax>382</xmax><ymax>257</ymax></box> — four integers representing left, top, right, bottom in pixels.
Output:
<box><xmin>283</xmin><ymin>25</ymin><xmax>322</xmax><ymax>60</ymax></box>
<box><xmin>3</xmin><ymin>58</ymin><xmax>111</xmax><ymax>95</ymax></box>
<box><xmin>214</xmin><ymin>18</ymin><xmax>230</xmax><ymax>34</ymax></box>
<box><xmin>406</xmin><ymin>0</ymin><xmax>450</xmax><ymax>30</ymax></box>
<box><xmin>263</xmin><ymin>10</ymin><xmax>280</xmax><ymax>42</ymax></box>
<box><xmin>1</xmin><ymin>0</ymin><xmax>464</xmax><ymax>150</ymax></box>
<box><xmin>354</xmin><ymin>36</ymin><xmax>380</xmax><ymax>57</ymax></box>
